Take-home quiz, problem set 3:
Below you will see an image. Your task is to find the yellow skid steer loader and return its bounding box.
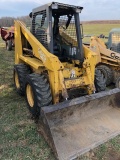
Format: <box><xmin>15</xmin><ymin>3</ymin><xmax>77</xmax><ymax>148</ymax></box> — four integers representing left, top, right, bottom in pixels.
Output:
<box><xmin>90</xmin><ymin>36</ymin><xmax>120</xmax><ymax>86</ymax></box>
<box><xmin>14</xmin><ymin>2</ymin><xmax>120</xmax><ymax>160</ymax></box>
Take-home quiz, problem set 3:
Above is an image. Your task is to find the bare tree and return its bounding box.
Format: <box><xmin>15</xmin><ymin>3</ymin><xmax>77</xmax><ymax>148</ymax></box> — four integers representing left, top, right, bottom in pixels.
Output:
<box><xmin>0</xmin><ymin>16</ymin><xmax>31</xmax><ymax>27</ymax></box>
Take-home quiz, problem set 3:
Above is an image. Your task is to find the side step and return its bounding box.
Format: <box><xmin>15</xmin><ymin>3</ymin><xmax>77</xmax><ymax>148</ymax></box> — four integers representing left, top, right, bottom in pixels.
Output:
<box><xmin>38</xmin><ymin>88</ymin><xmax>120</xmax><ymax>160</ymax></box>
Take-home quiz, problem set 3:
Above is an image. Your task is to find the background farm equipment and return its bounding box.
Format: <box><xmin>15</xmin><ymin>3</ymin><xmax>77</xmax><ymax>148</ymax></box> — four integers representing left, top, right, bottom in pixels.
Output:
<box><xmin>0</xmin><ymin>26</ymin><xmax>14</xmax><ymax>50</ymax></box>
<box><xmin>84</xmin><ymin>28</ymin><xmax>120</xmax><ymax>54</ymax></box>
<box><xmin>83</xmin><ymin>29</ymin><xmax>120</xmax><ymax>87</ymax></box>
<box><xmin>89</xmin><ymin>36</ymin><xmax>120</xmax><ymax>86</ymax></box>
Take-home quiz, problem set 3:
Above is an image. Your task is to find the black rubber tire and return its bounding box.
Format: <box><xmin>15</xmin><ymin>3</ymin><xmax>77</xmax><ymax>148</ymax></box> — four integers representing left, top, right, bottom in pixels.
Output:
<box><xmin>6</xmin><ymin>40</ymin><xmax>12</xmax><ymax>51</ymax></box>
<box><xmin>25</xmin><ymin>73</ymin><xmax>52</xmax><ymax>117</ymax></box>
<box><xmin>115</xmin><ymin>77</ymin><xmax>120</xmax><ymax>88</ymax></box>
<box><xmin>95</xmin><ymin>68</ymin><xmax>106</xmax><ymax>92</ymax></box>
<box><xmin>97</xmin><ymin>65</ymin><xmax>113</xmax><ymax>86</ymax></box>
<box><xmin>14</xmin><ymin>64</ymin><xmax>31</xmax><ymax>95</ymax></box>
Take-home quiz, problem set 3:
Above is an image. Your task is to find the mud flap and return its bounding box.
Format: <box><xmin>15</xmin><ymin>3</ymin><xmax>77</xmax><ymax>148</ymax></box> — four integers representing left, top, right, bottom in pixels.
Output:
<box><xmin>38</xmin><ymin>88</ymin><xmax>120</xmax><ymax>160</ymax></box>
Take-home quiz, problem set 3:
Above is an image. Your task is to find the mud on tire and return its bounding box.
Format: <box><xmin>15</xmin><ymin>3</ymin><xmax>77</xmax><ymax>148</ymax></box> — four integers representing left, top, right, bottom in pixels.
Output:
<box><xmin>97</xmin><ymin>65</ymin><xmax>113</xmax><ymax>86</ymax></box>
<box><xmin>95</xmin><ymin>68</ymin><xmax>106</xmax><ymax>92</ymax></box>
<box><xmin>6</xmin><ymin>40</ymin><xmax>12</xmax><ymax>51</ymax></box>
<box><xmin>115</xmin><ymin>77</ymin><xmax>120</xmax><ymax>88</ymax></box>
<box><xmin>14</xmin><ymin>64</ymin><xmax>31</xmax><ymax>95</ymax></box>
<box><xmin>25</xmin><ymin>73</ymin><xmax>52</xmax><ymax>118</ymax></box>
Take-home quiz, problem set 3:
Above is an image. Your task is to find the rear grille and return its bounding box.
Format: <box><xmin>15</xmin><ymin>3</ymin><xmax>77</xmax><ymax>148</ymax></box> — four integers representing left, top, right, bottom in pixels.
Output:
<box><xmin>59</xmin><ymin>15</ymin><xmax>77</xmax><ymax>46</ymax></box>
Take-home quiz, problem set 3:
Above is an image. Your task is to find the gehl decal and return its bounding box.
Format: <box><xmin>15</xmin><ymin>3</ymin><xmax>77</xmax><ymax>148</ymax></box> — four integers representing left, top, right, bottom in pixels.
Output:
<box><xmin>111</xmin><ymin>52</ymin><xmax>120</xmax><ymax>60</ymax></box>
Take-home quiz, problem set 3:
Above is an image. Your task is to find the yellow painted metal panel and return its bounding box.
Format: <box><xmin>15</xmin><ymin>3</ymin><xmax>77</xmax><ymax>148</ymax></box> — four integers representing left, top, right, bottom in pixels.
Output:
<box><xmin>20</xmin><ymin>55</ymin><xmax>44</xmax><ymax>69</ymax></box>
<box><xmin>16</xmin><ymin>20</ymin><xmax>64</xmax><ymax>71</ymax></box>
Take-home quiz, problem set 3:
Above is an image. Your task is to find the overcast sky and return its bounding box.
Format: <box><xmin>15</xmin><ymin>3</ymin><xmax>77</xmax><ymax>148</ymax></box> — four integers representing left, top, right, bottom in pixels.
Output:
<box><xmin>0</xmin><ymin>0</ymin><xmax>120</xmax><ymax>21</ymax></box>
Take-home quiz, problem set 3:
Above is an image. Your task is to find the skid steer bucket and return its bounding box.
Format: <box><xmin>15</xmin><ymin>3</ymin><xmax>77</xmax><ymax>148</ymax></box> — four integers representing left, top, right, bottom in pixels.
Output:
<box><xmin>38</xmin><ymin>88</ymin><xmax>120</xmax><ymax>160</ymax></box>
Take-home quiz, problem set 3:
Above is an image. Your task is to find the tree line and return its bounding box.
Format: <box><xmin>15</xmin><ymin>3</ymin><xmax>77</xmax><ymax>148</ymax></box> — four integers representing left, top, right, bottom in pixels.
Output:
<box><xmin>0</xmin><ymin>16</ymin><xmax>31</xmax><ymax>27</ymax></box>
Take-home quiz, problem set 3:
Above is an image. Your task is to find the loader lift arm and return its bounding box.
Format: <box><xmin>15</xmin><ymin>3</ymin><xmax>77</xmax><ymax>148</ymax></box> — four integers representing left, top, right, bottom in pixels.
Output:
<box><xmin>90</xmin><ymin>36</ymin><xmax>120</xmax><ymax>65</ymax></box>
<box><xmin>15</xmin><ymin>21</ymin><xmax>63</xmax><ymax>71</ymax></box>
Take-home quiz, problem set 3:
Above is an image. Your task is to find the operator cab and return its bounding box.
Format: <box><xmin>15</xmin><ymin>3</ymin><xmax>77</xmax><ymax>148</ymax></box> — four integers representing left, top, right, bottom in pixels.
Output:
<box><xmin>107</xmin><ymin>28</ymin><xmax>120</xmax><ymax>53</ymax></box>
<box><xmin>30</xmin><ymin>2</ymin><xmax>84</xmax><ymax>63</ymax></box>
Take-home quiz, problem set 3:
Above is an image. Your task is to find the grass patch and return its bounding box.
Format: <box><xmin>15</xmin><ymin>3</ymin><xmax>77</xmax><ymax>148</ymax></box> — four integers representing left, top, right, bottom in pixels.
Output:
<box><xmin>83</xmin><ymin>23</ymin><xmax>120</xmax><ymax>35</ymax></box>
<box><xmin>83</xmin><ymin>23</ymin><xmax>120</xmax><ymax>43</ymax></box>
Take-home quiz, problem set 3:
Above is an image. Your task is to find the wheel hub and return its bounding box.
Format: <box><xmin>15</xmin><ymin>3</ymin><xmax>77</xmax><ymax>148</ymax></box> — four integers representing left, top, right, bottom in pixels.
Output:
<box><xmin>15</xmin><ymin>72</ymin><xmax>20</xmax><ymax>89</ymax></box>
<box><xmin>26</xmin><ymin>84</ymin><xmax>34</xmax><ymax>107</ymax></box>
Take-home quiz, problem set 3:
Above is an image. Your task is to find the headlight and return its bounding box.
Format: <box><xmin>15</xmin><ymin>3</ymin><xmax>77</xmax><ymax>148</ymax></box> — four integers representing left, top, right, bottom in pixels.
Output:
<box><xmin>76</xmin><ymin>8</ymin><xmax>82</xmax><ymax>13</ymax></box>
<box><xmin>51</xmin><ymin>3</ymin><xmax>58</xmax><ymax>9</ymax></box>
